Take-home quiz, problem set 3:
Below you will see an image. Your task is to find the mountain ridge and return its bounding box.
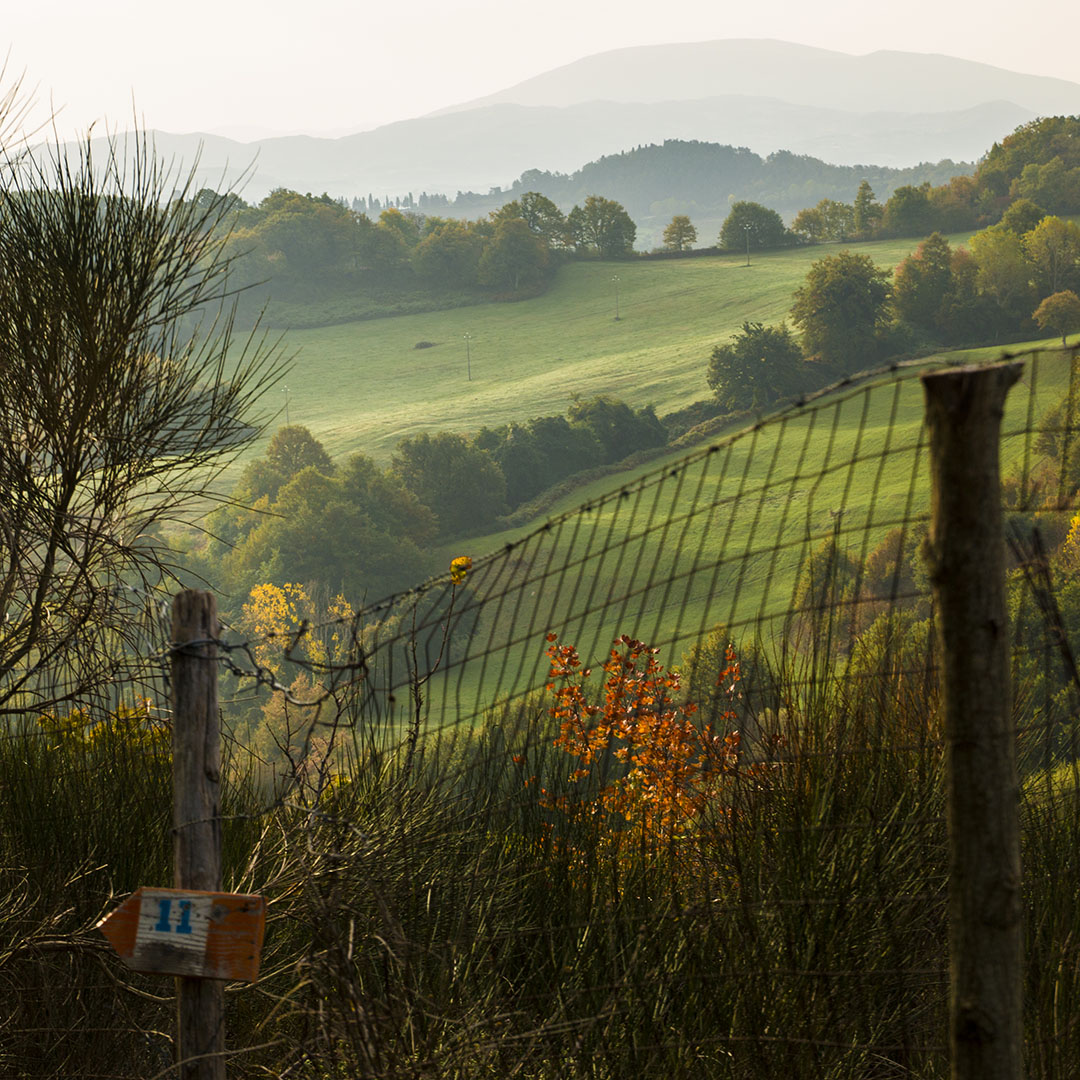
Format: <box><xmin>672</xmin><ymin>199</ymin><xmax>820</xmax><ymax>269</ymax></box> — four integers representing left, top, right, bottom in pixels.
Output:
<box><xmin>100</xmin><ymin>97</ymin><xmax>1026</xmax><ymax>205</ymax></box>
<box><xmin>431</xmin><ymin>39</ymin><xmax>1080</xmax><ymax>117</ymax></box>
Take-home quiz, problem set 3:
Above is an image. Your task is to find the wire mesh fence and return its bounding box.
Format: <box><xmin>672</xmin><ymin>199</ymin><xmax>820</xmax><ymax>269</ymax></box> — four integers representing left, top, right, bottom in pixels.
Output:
<box><xmin>3</xmin><ymin>345</ymin><xmax>1080</xmax><ymax>1077</ymax></box>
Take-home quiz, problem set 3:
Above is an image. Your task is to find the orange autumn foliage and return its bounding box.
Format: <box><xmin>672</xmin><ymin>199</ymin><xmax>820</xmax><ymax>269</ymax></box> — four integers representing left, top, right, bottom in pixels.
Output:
<box><xmin>540</xmin><ymin>633</ymin><xmax>742</xmax><ymax>846</ymax></box>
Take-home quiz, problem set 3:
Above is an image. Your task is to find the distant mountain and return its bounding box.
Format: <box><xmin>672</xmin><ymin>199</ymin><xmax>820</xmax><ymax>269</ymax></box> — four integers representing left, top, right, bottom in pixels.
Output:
<box><xmin>435</xmin><ymin>39</ymin><xmax>1080</xmax><ymax>118</ymax></box>
<box><xmin>120</xmin><ymin>98</ymin><xmax>1024</xmax><ymax>206</ymax></box>
<box><xmin>63</xmin><ymin>41</ymin><xmax>1080</xmax><ymax>205</ymax></box>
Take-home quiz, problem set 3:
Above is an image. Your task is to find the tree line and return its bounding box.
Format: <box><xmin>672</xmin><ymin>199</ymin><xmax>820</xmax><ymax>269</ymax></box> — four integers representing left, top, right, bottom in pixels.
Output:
<box><xmin>368</xmin><ymin>140</ymin><xmax>971</xmax><ymax>223</ymax></box>
<box><xmin>707</xmin><ymin>208</ymin><xmax>1080</xmax><ymax>412</ymax></box>
<box><xmin>201</xmin><ymin>188</ymin><xmax>639</xmax><ymax>322</ymax></box>
<box><xmin>673</xmin><ymin>116</ymin><xmax>1080</xmax><ymax>254</ymax></box>
<box><xmin>202</xmin><ymin>116</ymin><xmax>1080</xmax><ymax>327</ymax></box>
<box><xmin>193</xmin><ymin>397</ymin><xmax>668</xmax><ymax>610</ymax></box>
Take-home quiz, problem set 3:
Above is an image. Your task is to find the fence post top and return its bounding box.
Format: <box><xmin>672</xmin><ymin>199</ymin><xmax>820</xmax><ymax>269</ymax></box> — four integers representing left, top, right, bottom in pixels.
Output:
<box><xmin>920</xmin><ymin>360</ymin><xmax>1025</xmax><ymax>386</ymax></box>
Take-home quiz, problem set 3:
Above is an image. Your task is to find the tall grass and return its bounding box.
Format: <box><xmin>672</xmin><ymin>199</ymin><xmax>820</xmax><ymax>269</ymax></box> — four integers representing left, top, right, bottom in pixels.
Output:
<box><xmin>2</xmin><ymin>614</ymin><xmax>1077</xmax><ymax>1077</ymax></box>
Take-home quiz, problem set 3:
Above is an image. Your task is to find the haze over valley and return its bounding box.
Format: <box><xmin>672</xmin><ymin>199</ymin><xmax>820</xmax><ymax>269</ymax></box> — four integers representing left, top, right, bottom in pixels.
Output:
<box><xmin>62</xmin><ymin>40</ymin><xmax>1080</xmax><ymax>206</ymax></box>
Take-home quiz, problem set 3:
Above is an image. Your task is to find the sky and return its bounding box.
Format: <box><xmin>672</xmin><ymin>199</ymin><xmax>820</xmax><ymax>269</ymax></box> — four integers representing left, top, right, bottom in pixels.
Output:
<box><xmin>5</xmin><ymin>0</ymin><xmax>1079</xmax><ymax>142</ymax></box>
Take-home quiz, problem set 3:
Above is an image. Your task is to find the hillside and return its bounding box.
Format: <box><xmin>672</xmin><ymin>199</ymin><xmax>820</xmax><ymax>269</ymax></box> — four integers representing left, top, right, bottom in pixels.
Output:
<box><xmin>73</xmin><ymin>101</ymin><xmax>997</xmax><ymax>209</ymax></box>
<box><xmin>426</xmin><ymin>336</ymin><xmax>1069</xmax><ymax>700</ymax></box>
<box><xmin>253</xmin><ymin>232</ymin><xmax>954</xmax><ymax>468</ymax></box>
<box><xmin>443</xmin><ymin>139</ymin><xmax>973</xmax><ymax>248</ymax></box>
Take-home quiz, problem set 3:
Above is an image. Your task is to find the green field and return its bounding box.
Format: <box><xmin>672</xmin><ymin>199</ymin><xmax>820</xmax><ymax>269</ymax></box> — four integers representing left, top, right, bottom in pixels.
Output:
<box><xmin>398</xmin><ymin>343</ymin><xmax>1072</xmax><ymax>725</ymax></box>
<box><xmin>267</xmin><ymin>235</ymin><xmax>963</xmax><ymax>465</ymax></box>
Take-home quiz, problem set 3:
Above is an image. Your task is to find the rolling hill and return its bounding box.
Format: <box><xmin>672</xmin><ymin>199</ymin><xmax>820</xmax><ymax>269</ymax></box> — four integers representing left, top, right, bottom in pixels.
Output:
<box><xmin>266</xmin><ymin>234</ymin><xmax>942</xmax><ymax>467</ymax></box>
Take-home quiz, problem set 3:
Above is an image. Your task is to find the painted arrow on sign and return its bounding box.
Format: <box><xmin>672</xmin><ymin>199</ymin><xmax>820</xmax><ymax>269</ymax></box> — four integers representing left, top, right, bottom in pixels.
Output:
<box><xmin>96</xmin><ymin>887</ymin><xmax>266</xmax><ymax>982</ymax></box>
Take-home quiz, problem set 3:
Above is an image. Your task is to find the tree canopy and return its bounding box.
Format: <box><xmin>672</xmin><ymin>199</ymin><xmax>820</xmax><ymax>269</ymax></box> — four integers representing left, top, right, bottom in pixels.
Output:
<box><xmin>790</xmin><ymin>251</ymin><xmax>892</xmax><ymax>371</ymax></box>
<box><xmin>718</xmin><ymin>201</ymin><xmax>791</xmax><ymax>251</ymax></box>
<box><xmin>977</xmin><ymin>117</ymin><xmax>1080</xmax><ymax>212</ymax></box>
<box><xmin>391</xmin><ymin>431</ymin><xmax>508</xmax><ymax>538</ymax></box>
<box><xmin>882</xmin><ymin>184</ymin><xmax>933</xmax><ymax>237</ymax></box>
<box><xmin>567</xmin><ymin>196</ymin><xmax>637</xmax><ymax>257</ymax></box>
<box><xmin>517</xmin><ymin>191</ymin><xmax>569</xmax><ymax>249</ymax></box>
<box><xmin>478</xmin><ymin>217</ymin><xmax>548</xmax><ymax>291</ymax></box>
<box><xmin>1024</xmin><ymin>215</ymin><xmax>1080</xmax><ymax>296</ymax></box>
<box><xmin>565</xmin><ymin>396</ymin><xmax>666</xmax><ymax>463</ymax></box>
<box><xmin>223</xmin><ymin>457</ymin><xmax>436</xmax><ymax>600</ymax></box>
<box><xmin>892</xmin><ymin>233</ymin><xmax>954</xmax><ymax>334</ymax></box>
<box><xmin>706</xmin><ymin>322</ymin><xmax>806</xmax><ymax>412</ymax></box>
<box><xmin>662</xmin><ymin>215</ymin><xmax>697</xmax><ymax>251</ymax></box>
<box><xmin>792</xmin><ymin>199</ymin><xmax>854</xmax><ymax>243</ymax></box>
<box><xmin>969</xmin><ymin>226</ymin><xmax>1037</xmax><ymax>326</ymax></box>
<box><xmin>411</xmin><ymin>219</ymin><xmax>486</xmax><ymax>286</ymax></box>
<box><xmin>998</xmin><ymin>198</ymin><xmax>1047</xmax><ymax>236</ymax></box>
<box><xmin>1034</xmin><ymin>291</ymin><xmax>1080</xmax><ymax>346</ymax></box>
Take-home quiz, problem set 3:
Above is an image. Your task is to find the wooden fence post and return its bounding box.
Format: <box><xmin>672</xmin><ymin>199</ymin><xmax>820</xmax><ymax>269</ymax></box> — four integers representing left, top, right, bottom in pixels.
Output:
<box><xmin>922</xmin><ymin>362</ymin><xmax>1024</xmax><ymax>1080</ymax></box>
<box><xmin>171</xmin><ymin>590</ymin><xmax>225</xmax><ymax>1080</ymax></box>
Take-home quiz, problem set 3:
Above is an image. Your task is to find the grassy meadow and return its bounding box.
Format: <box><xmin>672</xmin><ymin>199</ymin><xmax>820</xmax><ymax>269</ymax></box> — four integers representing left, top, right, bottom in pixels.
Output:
<box><xmin>263</xmin><ymin>234</ymin><xmax>965</xmax><ymax>465</ymax></box>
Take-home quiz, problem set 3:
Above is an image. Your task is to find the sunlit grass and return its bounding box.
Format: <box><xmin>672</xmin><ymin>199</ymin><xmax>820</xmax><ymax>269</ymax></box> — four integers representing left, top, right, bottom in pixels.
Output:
<box><xmin>248</xmin><ymin>234</ymin><xmax>966</xmax><ymax>466</ymax></box>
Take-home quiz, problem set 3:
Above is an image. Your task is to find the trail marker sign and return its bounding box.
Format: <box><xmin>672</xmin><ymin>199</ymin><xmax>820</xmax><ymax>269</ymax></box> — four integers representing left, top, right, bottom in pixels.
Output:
<box><xmin>97</xmin><ymin>887</ymin><xmax>266</xmax><ymax>981</ymax></box>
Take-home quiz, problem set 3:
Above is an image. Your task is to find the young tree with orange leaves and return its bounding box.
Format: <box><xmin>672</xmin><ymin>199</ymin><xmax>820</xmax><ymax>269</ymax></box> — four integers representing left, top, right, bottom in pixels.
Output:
<box><xmin>540</xmin><ymin>633</ymin><xmax>742</xmax><ymax>847</ymax></box>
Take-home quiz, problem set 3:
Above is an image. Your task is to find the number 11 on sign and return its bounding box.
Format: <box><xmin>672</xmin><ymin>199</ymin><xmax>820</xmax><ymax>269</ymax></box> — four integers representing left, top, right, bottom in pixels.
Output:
<box><xmin>155</xmin><ymin>897</ymin><xmax>194</xmax><ymax>934</ymax></box>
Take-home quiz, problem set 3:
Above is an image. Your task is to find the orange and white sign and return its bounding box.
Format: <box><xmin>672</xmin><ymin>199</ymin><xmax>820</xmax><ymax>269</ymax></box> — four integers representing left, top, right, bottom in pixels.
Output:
<box><xmin>97</xmin><ymin>887</ymin><xmax>266</xmax><ymax>982</ymax></box>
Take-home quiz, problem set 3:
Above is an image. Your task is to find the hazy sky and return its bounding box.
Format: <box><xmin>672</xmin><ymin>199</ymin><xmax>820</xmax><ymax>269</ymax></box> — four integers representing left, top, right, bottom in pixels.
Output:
<box><xmin>5</xmin><ymin>0</ymin><xmax>1078</xmax><ymax>141</ymax></box>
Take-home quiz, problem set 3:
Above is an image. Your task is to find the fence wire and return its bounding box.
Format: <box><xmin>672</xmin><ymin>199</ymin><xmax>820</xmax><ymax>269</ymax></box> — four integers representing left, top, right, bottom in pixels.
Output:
<box><xmin>3</xmin><ymin>345</ymin><xmax>1080</xmax><ymax>1078</ymax></box>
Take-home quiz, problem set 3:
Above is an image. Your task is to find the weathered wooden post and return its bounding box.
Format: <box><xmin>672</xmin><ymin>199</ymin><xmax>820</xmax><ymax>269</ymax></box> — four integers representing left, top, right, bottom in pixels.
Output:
<box><xmin>171</xmin><ymin>590</ymin><xmax>225</xmax><ymax>1080</ymax></box>
<box><xmin>922</xmin><ymin>362</ymin><xmax>1024</xmax><ymax>1080</ymax></box>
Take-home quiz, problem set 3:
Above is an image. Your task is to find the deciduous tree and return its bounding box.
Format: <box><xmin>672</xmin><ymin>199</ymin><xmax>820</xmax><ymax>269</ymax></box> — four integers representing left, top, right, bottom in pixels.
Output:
<box><xmin>706</xmin><ymin>322</ymin><xmax>806</xmax><ymax>412</ymax></box>
<box><xmin>998</xmin><ymin>197</ymin><xmax>1046</xmax><ymax>237</ymax></box>
<box><xmin>1014</xmin><ymin>156</ymin><xmax>1080</xmax><ymax>214</ymax></box>
<box><xmin>224</xmin><ymin>457</ymin><xmax>436</xmax><ymax>600</ymax></box>
<box><xmin>567</xmin><ymin>196</ymin><xmax>637</xmax><ymax>258</ymax></box>
<box><xmin>1033</xmin><ymin>290</ymin><xmax>1080</xmax><ymax>346</ymax></box>
<box><xmin>892</xmin><ymin>233</ymin><xmax>954</xmax><ymax>335</ymax></box>
<box><xmin>391</xmin><ymin>431</ymin><xmax>507</xmax><ymax>536</ymax></box>
<box><xmin>662</xmin><ymin>215</ymin><xmax>697</xmax><ymax>251</ymax></box>
<box><xmin>519</xmin><ymin>191</ymin><xmax>568</xmax><ymax>250</ymax></box>
<box><xmin>791</xmin><ymin>205</ymin><xmax>826</xmax><ymax>243</ymax></box>
<box><xmin>790</xmin><ymin>251</ymin><xmax>892</xmax><ymax>371</ymax></box>
<box><xmin>565</xmin><ymin>396</ymin><xmax>666</xmax><ymax>462</ymax></box>
<box><xmin>718</xmin><ymin>201</ymin><xmax>790</xmax><ymax>251</ymax></box>
<box><xmin>411</xmin><ymin>219</ymin><xmax>486</xmax><ymax>286</ymax></box>
<box><xmin>1024</xmin><ymin>215</ymin><xmax>1080</xmax><ymax>295</ymax></box>
<box><xmin>969</xmin><ymin>225</ymin><xmax>1037</xmax><ymax>325</ymax></box>
<box><xmin>792</xmin><ymin>199</ymin><xmax>853</xmax><ymax>243</ymax></box>
<box><xmin>883</xmin><ymin>183</ymin><xmax>933</xmax><ymax>237</ymax></box>
<box><xmin>477</xmin><ymin>217</ymin><xmax>548</xmax><ymax>290</ymax></box>
<box><xmin>227</xmin><ymin>426</ymin><xmax>335</xmax><ymax>512</ymax></box>
<box><xmin>926</xmin><ymin>175</ymin><xmax>978</xmax><ymax>233</ymax></box>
